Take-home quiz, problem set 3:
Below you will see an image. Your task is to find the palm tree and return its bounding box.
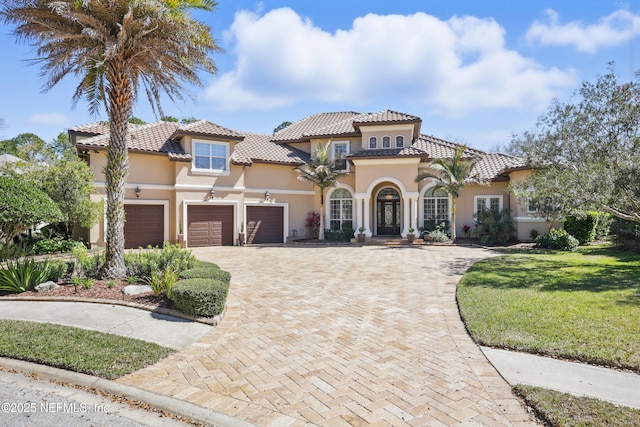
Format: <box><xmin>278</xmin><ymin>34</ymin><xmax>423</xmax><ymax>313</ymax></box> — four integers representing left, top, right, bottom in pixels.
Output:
<box><xmin>1</xmin><ymin>0</ymin><xmax>220</xmax><ymax>278</ymax></box>
<box><xmin>295</xmin><ymin>141</ymin><xmax>348</xmax><ymax>240</ymax></box>
<box><xmin>415</xmin><ymin>145</ymin><xmax>489</xmax><ymax>240</ymax></box>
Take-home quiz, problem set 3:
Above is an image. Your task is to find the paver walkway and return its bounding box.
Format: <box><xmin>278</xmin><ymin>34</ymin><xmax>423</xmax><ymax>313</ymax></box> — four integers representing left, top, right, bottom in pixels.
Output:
<box><xmin>117</xmin><ymin>245</ymin><xmax>537</xmax><ymax>426</ymax></box>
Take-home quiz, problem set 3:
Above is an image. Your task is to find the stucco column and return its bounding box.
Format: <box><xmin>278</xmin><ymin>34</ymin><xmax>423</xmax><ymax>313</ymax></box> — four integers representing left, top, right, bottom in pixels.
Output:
<box><xmin>411</xmin><ymin>197</ymin><xmax>418</xmax><ymax>233</ymax></box>
<box><xmin>402</xmin><ymin>196</ymin><xmax>410</xmax><ymax>237</ymax></box>
<box><xmin>354</xmin><ymin>194</ymin><xmax>363</xmax><ymax>237</ymax></box>
<box><xmin>404</xmin><ymin>192</ymin><xmax>420</xmax><ymax>237</ymax></box>
<box><xmin>363</xmin><ymin>194</ymin><xmax>372</xmax><ymax>237</ymax></box>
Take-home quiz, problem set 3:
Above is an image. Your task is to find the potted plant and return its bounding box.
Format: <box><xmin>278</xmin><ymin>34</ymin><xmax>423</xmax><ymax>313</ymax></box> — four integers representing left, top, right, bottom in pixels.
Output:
<box><xmin>407</xmin><ymin>227</ymin><xmax>416</xmax><ymax>244</ymax></box>
<box><xmin>238</xmin><ymin>223</ymin><xmax>245</xmax><ymax>246</ymax></box>
<box><xmin>357</xmin><ymin>226</ymin><xmax>366</xmax><ymax>243</ymax></box>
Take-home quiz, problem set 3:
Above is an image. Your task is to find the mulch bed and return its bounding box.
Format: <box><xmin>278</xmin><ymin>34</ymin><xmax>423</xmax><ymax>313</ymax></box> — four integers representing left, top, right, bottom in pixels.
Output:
<box><xmin>1</xmin><ymin>279</ymin><xmax>172</xmax><ymax>310</ymax></box>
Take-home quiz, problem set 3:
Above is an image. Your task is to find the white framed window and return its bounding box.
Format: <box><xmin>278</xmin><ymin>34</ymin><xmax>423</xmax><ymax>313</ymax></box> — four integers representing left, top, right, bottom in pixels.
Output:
<box><xmin>332</xmin><ymin>141</ymin><xmax>349</xmax><ymax>171</ymax></box>
<box><xmin>396</xmin><ymin>135</ymin><xmax>404</xmax><ymax>148</ymax></box>
<box><xmin>474</xmin><ymin>195</ymin><xmax>503</xmax><ymax>216</ymax></box>
<box><xmin>382</xmin><ymin>135</ymin><xmax>391</xmax><ymax>148</ymax></box>
<box><xmin>329</xmin><ymin>188</ymin><xmax>353</xmax><ymax>230</ymax></box>
<box><xmin>192</xmin><ymin>139</ymin><xmax>229</xmax><ymax>174</ymax></box>
<box><xmin>369</xmin><ymin>136</ymin><xmax>377</xmax><ymax>149</ymax></box>
<box><xmin>423</xmin><ymin>187</ymin><xmax>449</xmax><ymax>226</ymax></box>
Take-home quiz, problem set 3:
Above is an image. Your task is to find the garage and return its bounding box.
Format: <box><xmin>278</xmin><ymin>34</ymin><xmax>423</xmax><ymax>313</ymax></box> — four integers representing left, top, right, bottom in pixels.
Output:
<box><xmin>124</xmin><ymin>204</ymin><xmax>164</xmax><ymax>249</ymax></box>
<box><xmin>246</xmin><ymin>206</ymin><xmax>284</xmax><ymax>244</ymax></box>
<box><xmin>188</xmin><ymin>205</ymin><xmax>234</xmax><ymax>247</ymax></box>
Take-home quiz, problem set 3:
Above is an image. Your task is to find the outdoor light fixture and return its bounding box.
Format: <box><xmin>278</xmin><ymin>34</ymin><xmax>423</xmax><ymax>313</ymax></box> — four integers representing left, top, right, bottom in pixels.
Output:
<box><xmin>265</xmin><ymin>190</ymin><xmax>270</xmax><ymax>201</ymax></box>
<box><xmin>135</xmin><ymin>186</ymin><xmax>140</xmax><ymax>198</ymax></box>
<box><xmin>209</xmin><ymin>187</ymin><xmax>215</xmax><ymax>199</ymax></box>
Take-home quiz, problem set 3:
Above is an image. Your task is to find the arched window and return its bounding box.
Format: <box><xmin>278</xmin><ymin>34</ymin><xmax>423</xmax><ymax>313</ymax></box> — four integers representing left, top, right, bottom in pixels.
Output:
<box><xmin>382</xmin><ymin>136</ymin><xmax>391</xmax><ymax>148</ymax></box>
<box><xmin>423</xmin><ymin>187</ymin><xmax>449</xmax><ymax>229</ymax></box>
<box><xmin>369</xmin><ymin>136</ymin><xmax>377</xmax><ymax>149</ymax></box>
<box><xmin>330</xmin><ymin>188</ymin><xmax>353</xmax><ymax>230</ymax></box>
<box><xmin>395</xmin><ymin>135</ymin><xmax>404</xmax><ymax>148</ymax></box>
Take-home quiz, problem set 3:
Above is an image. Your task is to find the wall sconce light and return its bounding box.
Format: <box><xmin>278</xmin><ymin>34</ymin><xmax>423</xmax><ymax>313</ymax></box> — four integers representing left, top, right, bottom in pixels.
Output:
<box><xmin>209</xmin><ymin>187</ymin><xmax>215</xmax><ymax>199</ymax></box>
<box><xmin>265</xmin><ymin>190</ymin><xmax>270</xmax><ymax>201</ymax></box>
<box><xmin>135</xmin><ymin>186</ymin><xmax>141</xmax><ymax>198</ymax></box>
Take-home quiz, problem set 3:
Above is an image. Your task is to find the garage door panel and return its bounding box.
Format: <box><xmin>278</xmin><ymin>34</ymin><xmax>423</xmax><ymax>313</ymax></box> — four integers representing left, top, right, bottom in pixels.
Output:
<box><xmin>187</xmin><ymin>206</ymin><xmax>233</xmax><ymax>247</ymax></box>
<box><xmin>124</xmin><ymin>204</ymin><xmax>164</xmax><ymax>249</ymax></box>
<box><xmin>247</xmin><ymin>206</ymin><xmax>283</xmax><ymax>244</ymax></box>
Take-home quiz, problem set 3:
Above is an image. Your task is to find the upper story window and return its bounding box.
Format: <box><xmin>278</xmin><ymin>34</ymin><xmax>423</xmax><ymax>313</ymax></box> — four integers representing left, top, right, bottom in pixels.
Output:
<box><xmin>193</xmin><ymin>140</ymin><xmax>229</xmax><ymax>173</ymax></box>
<box><xmin>332</xmin><ymin>141</ymin><xmax>349</xmax><ymax>171</ymax></box>
<box><xmin>382</xmin><ymin>136</ymin><xmax>391</xmax><ymax>148</ymax></box>
<box><xmin>368</xmin><ymin>136</ymin><xmax>377</xmax><ymax>149</ymax></box>
<box><xmin>396</xmin><ymin>135</ymin><xmax>404</xmax><ymax>148</ymax></box>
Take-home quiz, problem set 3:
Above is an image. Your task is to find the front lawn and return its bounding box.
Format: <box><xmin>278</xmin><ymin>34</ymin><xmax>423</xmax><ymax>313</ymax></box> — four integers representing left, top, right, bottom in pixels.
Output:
<box><xmin>0</xmin><ymin>320</ymin><xmax>174</xmax><ymax>379</ymax></box>
<box><xmin>457</xmin><ymin>246</ymin><xmax>640</xmax><ymax>372</ymax></box>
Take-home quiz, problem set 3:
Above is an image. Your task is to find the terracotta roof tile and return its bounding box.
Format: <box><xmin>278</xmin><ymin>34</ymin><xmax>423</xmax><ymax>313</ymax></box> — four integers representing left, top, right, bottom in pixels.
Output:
<box><xmin>348</xmin><ymin>146</ymin><xmax>426</xmax><ymax>159</ymax></box>
<box><xmin>472</xmin><ymin>153</ymin><xmax>524</xmax><ymax>179</ymax></box>
<box><xmin>413</xmin><ymin>134</ymin><xmax>485</xmax><ymax>159</ymax></box>
<box><xmin>233</xmin><ymin>133</ymin><xmax>310</xmax><ymax>166</ymax></box>
<box><xmin>69</xmin><ymin>122</ymin><xmax>111</xmax><ymax>135</ymax></box>
<box><xmin>353</xmin><ymin>110</ymin><xmax>421</xmax><ymax>125</ymax></box>
<box><xmin>272</xmin><ymin>112</ymin><xmax>361</xmax><ymax>142</ymax></box>
<box><xmin>171</xmin><ymin>120</ymin><xmax>244</xmax><ymax>140</ymax></box>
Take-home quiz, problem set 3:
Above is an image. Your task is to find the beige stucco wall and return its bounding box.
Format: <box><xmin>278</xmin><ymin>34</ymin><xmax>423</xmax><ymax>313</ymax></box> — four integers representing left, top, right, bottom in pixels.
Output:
<box><xmin>507</xmin><ymin>169</ymin><xmax>557</xmax><ymax>241</ymax></box>
<box><xmin>358</xmin><ymin>124</ymin><xmax>414</xmax><ymax>151</ymax></box>
<box><xmin>353</xmin><ymin>160</ymin><xmax>420</xmax><ymax>194</ymax></box>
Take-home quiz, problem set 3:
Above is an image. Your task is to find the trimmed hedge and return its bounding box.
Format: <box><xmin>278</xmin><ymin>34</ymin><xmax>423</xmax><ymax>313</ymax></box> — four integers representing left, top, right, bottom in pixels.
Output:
<box><xmin>535</xmin><ymin>228</ymin><xmax>579</xmax><ymax>251</ymax></box>
<box><xmin>170</xmin><ymin>278</ymin><xmax>230</xmax><ymax>318</ymax></box>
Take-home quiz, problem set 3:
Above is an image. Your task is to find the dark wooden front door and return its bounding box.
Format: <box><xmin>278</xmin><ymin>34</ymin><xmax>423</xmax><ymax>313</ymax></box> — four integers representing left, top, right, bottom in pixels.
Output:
<box><xmin>377</xmin><ymin>188</ymin><xmax>401</xmax><ymax>235</ymax></box>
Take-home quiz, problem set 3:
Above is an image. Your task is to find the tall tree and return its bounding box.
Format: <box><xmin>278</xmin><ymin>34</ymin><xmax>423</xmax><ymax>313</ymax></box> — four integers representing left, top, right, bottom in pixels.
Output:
<box><xmin>510</xmin><ymin>63</ymin><xmax>640</xmax><ymax>224</ymax></box>
<box><xmin>2</xmin><ymin>0</ymin><xmax>220</xmax><ymax>278</ymax></box>
<box><xmin>295</xmin><ymin>142</ymin><xmax>348</xmax><ymax>240</ymax></box>
<box><xmin>415</xmin><ymin>146</ymin><xmax>489</xmax><ymax>240</ymax></box>
<box><xmin>0</xmin><ymin>133</ymin><xmax>53</xmax><ymax>162</ymax></box>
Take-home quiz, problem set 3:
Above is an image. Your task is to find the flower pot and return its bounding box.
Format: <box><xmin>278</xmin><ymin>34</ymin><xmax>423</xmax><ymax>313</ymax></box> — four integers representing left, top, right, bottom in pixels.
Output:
<box><xmin>238</xmin><ymin>232</ymin><xmax>245</xmax><ymax>246</ymax></box>
<box><xmin>407</xmin><ymin>234</ymin><xmax>415</xmax><ymax>244</ymax></box>
<box><xmin>357</xmin><ymin>233</ymin><xmax>365</xmax><ymax>243</ymax></box>
<box><xmin>178</xmin><ymin>234</ymin><xmax>186</xmax><ymax>248</ymax></box>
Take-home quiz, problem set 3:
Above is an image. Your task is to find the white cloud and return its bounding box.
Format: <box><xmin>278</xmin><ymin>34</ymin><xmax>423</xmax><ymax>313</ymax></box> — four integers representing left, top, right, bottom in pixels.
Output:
<box><xmin>526</xmin><ymin>9</ymin><xmax>640</xmax><ymax>54</ymax></box>
<box><xmin>28</xmin><ymin>112</ymin><xmax>69</xmax><ymax>127</ymax></box>
<box><xmin>204</xmin><ymin>8</ymin><xmax>575</xmax><ymax>116</ymax></box>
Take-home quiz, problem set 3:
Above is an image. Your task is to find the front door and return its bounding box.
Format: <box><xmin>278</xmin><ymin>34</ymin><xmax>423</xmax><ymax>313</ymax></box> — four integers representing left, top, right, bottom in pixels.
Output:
<box><xmin>377</xmin><ymin>188</ymin><xmax>401</xmax><ymax>235</ymax></box>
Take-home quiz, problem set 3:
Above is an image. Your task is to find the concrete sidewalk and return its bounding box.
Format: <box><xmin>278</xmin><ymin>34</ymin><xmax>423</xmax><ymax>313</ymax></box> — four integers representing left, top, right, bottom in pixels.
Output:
<box><xmin>0</xmin><ymin>300</ymin><xmax>212</xmax><ymax>349</ymax></box>
<box><xmin>482</xmin><ymin>347</ymin><xmax>640</xmax><ymax>409</ymax></box>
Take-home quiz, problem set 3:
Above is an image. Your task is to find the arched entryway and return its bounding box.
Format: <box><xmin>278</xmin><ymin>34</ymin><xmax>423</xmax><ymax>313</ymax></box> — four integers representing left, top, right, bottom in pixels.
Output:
<box><xmin>376</xmin><ymin>187</ymin><xmax>401</xmax><ymax>235</ymax></box>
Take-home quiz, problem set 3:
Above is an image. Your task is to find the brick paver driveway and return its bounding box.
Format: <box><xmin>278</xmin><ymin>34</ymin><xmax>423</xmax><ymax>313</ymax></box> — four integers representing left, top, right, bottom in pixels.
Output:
<box><xmin>118</xmin><ymin>245</ymin><xmax>536</xmax><ymax>426</ymax></box>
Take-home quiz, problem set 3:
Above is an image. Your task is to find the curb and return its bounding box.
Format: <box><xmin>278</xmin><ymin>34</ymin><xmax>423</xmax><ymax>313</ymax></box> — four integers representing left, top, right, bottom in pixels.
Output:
<box><xmin>0</xmin><ymin>357</ymin><xmax>256</xmax><ymax>427</ymax></box>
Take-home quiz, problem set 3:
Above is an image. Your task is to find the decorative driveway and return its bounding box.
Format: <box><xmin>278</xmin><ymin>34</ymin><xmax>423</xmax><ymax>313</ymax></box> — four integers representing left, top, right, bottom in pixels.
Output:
<box><xmin>118</xmin><ymin>245</ymin><xmax>536</xmax><ymax>426</ymax></box>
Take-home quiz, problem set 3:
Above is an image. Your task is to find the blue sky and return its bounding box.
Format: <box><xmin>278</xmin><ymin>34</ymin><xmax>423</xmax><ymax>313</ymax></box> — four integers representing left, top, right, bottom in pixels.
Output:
<box><xmin>1</xmin><ymin>0</ymin><xmax>639</xmax><ymax>151</ymax></box>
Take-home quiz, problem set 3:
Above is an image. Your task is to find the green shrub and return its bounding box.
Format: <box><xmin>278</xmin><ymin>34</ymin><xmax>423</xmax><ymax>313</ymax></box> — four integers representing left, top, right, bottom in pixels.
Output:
<box><xmin>427</xmin><ymin>229</ymin><xmax>450</xmax><ymax>242</ymax></box>
<box><xmin>145</xmin><ymin>267</ymin><xmax>178</xmax><ymax>298</ymax></box>
<box><xmin>564</xmin><ymin>212</ymin><xmax>597</xmax><ymax>245</ymax></box>
<box><xmin>610</xmin><ymin>217</ymin><xmax>640</xmax><ymax>251</ymax></box>
<box><xmin>423</xmin><ymin>219</ymin><xmax>450</xmax><ymax>233</ymax></box>
<box><xmin>72</xmin><ymin>245</ymin><xmax>104</xmax><ymax>279</ymax></box>
<box><xmin>46</xmin><ymin>260</ymin><xmax>72</xmax><ymax>282</ymax></box>
<box><xmin>535</xmin><ymin>228</ymin><xmax>579</xmax><ymax>251</ymax></box>
<box><xmin>0</xmin><ymin>241</ymin><xmax>34</xmax><ymax>262</ymax></box>
<box><xmin>170</xmin><ymin>278</ymin><xmax>230</xmax><ymax>317</ymax></box>
<box><xmin>592</xmin><ymin>211</ymin><xmax>613</xmax><ymax>240</ymax></box>
<box><xmin>179</xmin><ymin>266</ymin><xmax>231</xmax><ymax>282</ymax></box>
<box><xmin>324</xmin><ymin>226</ymin><xmax>354</xmax><ymax>242</ymax></box>
<box><xmin>33</xmin><ymin>238</ymin><xmax>84</xmax><ymax>255</ymax></box>
<box><xmin>125</xmin><ymin>242</ymin><xmax>196</xmax><ymax>278</ymax></box>
<box><xmin>474</xmin><ymin>208</ymin><xmax>515</xmax><ymax>245</ymax></box>
<box><xmin>0</xmin><ymin>258</ymin><xmax>51</xmax><ymax>293</ymax></box>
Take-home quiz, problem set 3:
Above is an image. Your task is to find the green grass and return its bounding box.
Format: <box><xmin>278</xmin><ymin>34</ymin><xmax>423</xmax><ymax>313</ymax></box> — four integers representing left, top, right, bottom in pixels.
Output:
<box><xmin>457</xmin><ymin>245</ymin><xmax>640</xmax><ymax>372</ymax></box>
<box><xmin>0</xmin><ymin>320</ymin><xmax>174</xmax><ymax>379</ymax></box>
<box><xmin>513</xmin><ymin>385</ymin><xmax>640</xmax><ymax>427</ymax></box>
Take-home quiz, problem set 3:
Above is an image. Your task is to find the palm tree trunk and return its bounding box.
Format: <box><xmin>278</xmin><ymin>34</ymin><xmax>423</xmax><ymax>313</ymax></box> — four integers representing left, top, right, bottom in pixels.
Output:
<box><xmin>318</xmin><ymin>188</ymin><xmax>325</xmax><ymax>240</ymax></box>
<box><xmin>451</xmin><ymin>200</ymin><xmax>456</xmax><ymax>241</ymax></box>
<box><xmin>101</xmin><ymin>62</ymin><xmax>131</xmax><ymax>279</ymax></box>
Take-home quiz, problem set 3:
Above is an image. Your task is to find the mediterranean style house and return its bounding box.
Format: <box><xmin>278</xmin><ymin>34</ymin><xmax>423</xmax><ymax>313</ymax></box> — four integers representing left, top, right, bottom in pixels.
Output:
<box><xmin>70</xmin><ymin>110</ymin><xmax>552</xmax><ymax>248</ymax></box>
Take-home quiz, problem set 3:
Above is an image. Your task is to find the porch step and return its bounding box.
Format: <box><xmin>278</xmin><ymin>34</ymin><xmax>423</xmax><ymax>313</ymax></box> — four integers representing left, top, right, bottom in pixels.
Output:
<box><xmin>354</xmin><ymin>238</ymin><xmax>424</xmax><ymax>246</ymax></box>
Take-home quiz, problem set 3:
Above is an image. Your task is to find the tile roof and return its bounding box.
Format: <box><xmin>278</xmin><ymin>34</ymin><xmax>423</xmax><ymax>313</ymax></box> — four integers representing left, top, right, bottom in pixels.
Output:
<box><xmin>171</xmin><ymin>120</ymin><xmax>244</xmax><ymax>140</ymax></box>
<box><xmin>472</xmin><ymin>153</ymin><xmax>524</xmax><ymax>179</ymax></box>
<box><xmin>348</xmin><ymin>147</ymin><xmax>426</xmax><ymax>159</ymax></box>
<box><xmin>68</xmin><ymin>122</ymin><xmax>111</xmax><ymax>136</ymax></box>
<box><xmin>74</xmin><ymin>121</ymin><xmax>192</xmax><ymax>162</ymax></box>
<box><xmin>352</xmin><ymin>110</ymin><xmax>421</xmax><ymax>125</ymax></box>
<box><xmin>272</xmin><ymin>112</ymin><xmax>361</xmax><ymax>142</ymax></box>
<box><xmin>413</xmin><ymin>134</ymin><xmax>485</xmax><ymax>160</ymax></box>
<box><xmin>233</xmin><ymin>133</ymin><xmax>310</xmax><ymax>166</ymax></box>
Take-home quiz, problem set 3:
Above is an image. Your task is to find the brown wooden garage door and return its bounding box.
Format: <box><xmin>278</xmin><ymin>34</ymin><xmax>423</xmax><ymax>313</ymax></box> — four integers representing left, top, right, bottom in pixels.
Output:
<box><xmin>124</xmin><ymin>204</ymin><xmax>164</xmax><ymax>249</ymax></box>
<box><xmin>247</xmin><ymin>206</ymin><xmax>284</xmax><ymax>244</ymax></box>
<box><xmin>188</xmin><ymin>205</ymin><xmax>234</xmax><ymax>247</ymax></box>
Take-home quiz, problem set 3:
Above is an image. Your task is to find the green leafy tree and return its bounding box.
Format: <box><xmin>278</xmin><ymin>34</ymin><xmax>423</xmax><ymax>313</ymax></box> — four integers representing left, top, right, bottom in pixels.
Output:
<box><xmin>128</xmin><ymin>117</ymin><xmax>146</xmax><ymax>125</ymax></box>
<box><xmin>0</xmin><ymin>176</ymin><xmax>62</xmax><ymax>244</ymax></box>
<box><xmin>274</xmin><ymin>121</ymin><xmax>292</xmax><ymax>134</ymax></box>
<box><xmin>161</xmin><ymin>116</ymin><xmax>179</xmax><ymax>123</ymax></box>
<box><xmin>180</xmin><ymin>117</ymin><xmax>200</xmax><ymax>124</ymax></box>
<box><xmin>0</xmin><ymin>133</ymin><xmax>54</xmax><ymax>162</ymax></box>
<box><xmin>415</xmin><ymin>146</ymin><xmax>489</xmax><ymax>240</ymax></box>
<box><xmin>510</xmin><ymin>63</ymin><xmax>640</xmax><ymax>224</ymax></box>
<box><xmin>50</xmin><ymin>132</ymin><xmax>76</xmax><ymax>159</ymax></box>
<box><xmin>2</xmin><ymin>0</ymin><xmax>220</xmax><ymax>278</ymax></box>
<box><xmin>295</xmin><ymin>142</ymin><xmax>348</xmax><ymax>240</ymax></box>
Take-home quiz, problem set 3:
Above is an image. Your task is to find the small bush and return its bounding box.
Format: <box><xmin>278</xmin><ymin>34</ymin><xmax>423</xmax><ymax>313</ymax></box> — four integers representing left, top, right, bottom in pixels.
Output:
<box><xmin>610</xmin><ymin>217</ymin><xmax>640</xmax><ymax>251</ymax></box>
<box><xmin>0</xmin><ymin>241</ymin><xmax>34</xmax><ymax>262</ymax></box>
<box><xmin>72</xmin><ymin>245</ymin><xmax>104</xmax><ymax>279</ymax></box>
<box><xmin>47</xmin><ymin>260</ymin><xmax>72</xmax><ymax>282</ymax></box>
<box><xmin>145</xmin><ymin>267</ymin><xmax>178</xmax><ymax>298</ymax></box>
<box><xmin>428</xmin><ymin>229</ymin><xmax>450</xmax><ymax>242</ymax></box>
<box><xmin>170</xmin><ymin>278</ymin><xmax>230</xmax><ymax>317</ymax></box>
<box><xmin>474</xmin><ymin>209</ymin><xmax>515</xmax><ymax>245</ymax></box>
<box><xmin>324</xmin><ymin>226</ymin><xmax>354</xmax><ymax>242</ymax></box>
<box><xmin>564</xmin><ymin>212</ymin><xmax>597</xmax><ymax>245</ymax></box>
<box><xmin>125</xmin><ymin>243</ymin><xmax>196</xmax><ymax>278</ymax></box>
<box><xmin>423</xmin><ymin>219</ymin><xmax>450</xmax><ymax>233</ymax></box>
<box><xmin>0</xmin><ymin>259</ymin><xmax>51</xmax><ymax>293</ymax></box>
<box><xmin>33</xmin><ymin>238</ymin><xmax>84</xmax><ymax>255</ymax></box>
<box><xmin>529</xmin><ymin>229</ymin><xmax>540</xmax><ymax>240</ymax></box>
<box><xmin>535</xmin><ymin>228</ymin><xmax>579</xmax><ymax>251</ymax></box>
